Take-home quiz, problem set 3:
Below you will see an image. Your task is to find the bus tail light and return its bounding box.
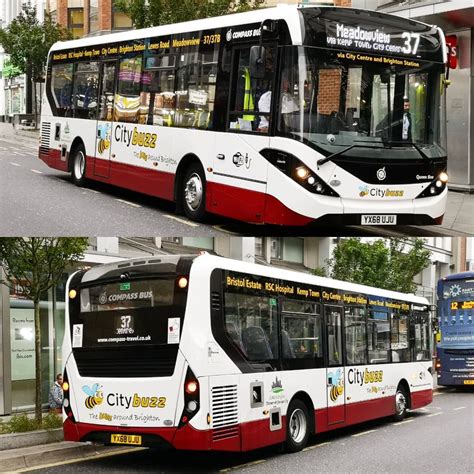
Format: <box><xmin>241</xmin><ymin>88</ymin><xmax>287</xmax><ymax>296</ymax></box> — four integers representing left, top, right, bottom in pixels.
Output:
<box><xmin>62</xmin><ymin>369</ymin><xmax>76</xmax><ymax>422</ymax></box>
<box><xmin>435</xmin><ymin>358</ymin><xmax>441</xmax><ymax>370</ymax></box>
<box><xmin>178</xmin><ymin>367</ymin><xmax>200</xmax><ymax>428</ymax></box>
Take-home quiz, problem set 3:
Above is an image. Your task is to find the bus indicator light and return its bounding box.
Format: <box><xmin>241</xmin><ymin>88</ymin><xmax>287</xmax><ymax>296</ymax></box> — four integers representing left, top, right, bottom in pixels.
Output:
<box><xmin>68</xmin><ymin>289</ymin><xmax>77</xmax><ymax>299</ymax></box>
<box><xmin>185</xmin><ymin>380</ymin><xmax>198</xmax><ymax>394</ymax></box>
<box><xmin>62</xmin><ymin>382</ymin><xmax>69</xmax><ymax>391</ymax></box>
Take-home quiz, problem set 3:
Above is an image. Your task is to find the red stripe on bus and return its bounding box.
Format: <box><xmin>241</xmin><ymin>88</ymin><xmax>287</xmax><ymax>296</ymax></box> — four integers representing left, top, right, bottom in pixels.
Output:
<box><xmin>64</xmin><ymin>390</ymin><xmax>431</xmax><ymax>452</ymax></box>
<box><xmin>39</xmin><ymin>148</ymin><xmax>68</xmax><ymax>172</ymax></box>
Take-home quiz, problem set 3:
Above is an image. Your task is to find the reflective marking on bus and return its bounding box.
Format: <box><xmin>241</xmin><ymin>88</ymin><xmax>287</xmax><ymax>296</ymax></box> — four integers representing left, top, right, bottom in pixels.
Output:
<box><xmin>352</xmin><ymin>429</ymin><xmax>378</xmax><ymax>437</ymax></box>
<box><xmin>427</xmin><ymin>412</ymin><xmax>442</xmax><ymax>417</ymax></box>
<box><xmin>164</xmin><ymin>215</ymin><xmax>200</xmax><ymax>227</ymax></box>
<box><xmin>303</xmin><ymin>441</ymin><xmax>331</xmax><ymax>451</ymax></box>
<box><xmin>220</xmin><ymin>459</ymin><xmax>266</xmax><ymax>472</ymax></box>
<box><xmin>9</xmin><ymin>162</ymin><xmax>21</xmax><ymax>167</ymax></box>
<box><xmin>116</xmin><ymin>198</ymin><xmax>142</xmax><ymax>208</ymax></box>
<box><xmin>394</xmin><ymin>419</ymin><xmax>414</xmax><ymax>425</ymax></box>
<box><xmin>453</xmin><ymin>406</ymin><xmax>466</xmax><ymax>411</ymax></box>
<box><xmin>31</xmin><ymin>169</ymin><xmax>43</xmax><ymax>174</ymax></box>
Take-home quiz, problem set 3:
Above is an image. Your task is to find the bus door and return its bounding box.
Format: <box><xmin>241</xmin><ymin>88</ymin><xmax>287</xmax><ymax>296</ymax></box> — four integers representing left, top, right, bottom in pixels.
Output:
<box><xmin>94</xmin><ymin>60</ymin><xmax>116</xmax><ymax>178</ymax></box>
<box><xmin>325</xmin><ymin>305</ymin><xmax>346</xmax><ymax>425</ymax></box>
<box><xmin>212</xmin><ymin>46</ymin><xmax>274</xmax><ymax>222</ymax></box>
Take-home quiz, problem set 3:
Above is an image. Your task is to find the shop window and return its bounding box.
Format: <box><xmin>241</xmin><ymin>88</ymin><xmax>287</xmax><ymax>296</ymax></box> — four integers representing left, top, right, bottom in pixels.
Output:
<box><xmin>72</xmin><ymin>62</ymin><xmax>99</xmax><ymax>119</ymax></box>
<box><xmin>68</xmin><ymin>8</ymin><xmax>84</xmax><ymax>38</ymax></box>
<box><xmin>115</xmin><ymin>54</ymin><xmax>145</xmax><ymax>123</ymax></box>
<box><xmin>89</xmin><ymin>0</ymin><xmax>98</xmax><ymax>33</ymax></box>
<box><xmin>391</xmin><ymin>311</ymin><xmax>410</xmax><ymax>362</ymax></box>
<box><xmin>368</xmin><ymin>310</ymin><xmax>390</xmax><ymax>363</ymax></box>
<box><xmin>345</xmin><ymin>306</ymin><xmax>367</xmax><ymax>365</ymax></box>
<box><xmin>282</xmin><ymin>300</ymin><xmax>323</xmax><ymax>368</ymax></box>
<box><xmin>224</xmin><ymin>292</ymin><xmax>278</xmax><ymax>365</ymax></box>
<box><xmin>51</xmin><ymin>63</ymin><xmax>73</xmax><ymax>117</ymax></box>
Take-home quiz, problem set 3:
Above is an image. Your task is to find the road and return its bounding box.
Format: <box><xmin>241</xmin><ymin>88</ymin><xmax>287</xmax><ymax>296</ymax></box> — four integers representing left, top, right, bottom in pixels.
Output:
<box><xmin>0</xmin><ymin>138</ymin><xmax>468</xmax><ymax>237</ymax></box>
<box><xmin>26</xmin><ymin>386</ymin><xmax>473</xmax><ymax>473</ymax></box>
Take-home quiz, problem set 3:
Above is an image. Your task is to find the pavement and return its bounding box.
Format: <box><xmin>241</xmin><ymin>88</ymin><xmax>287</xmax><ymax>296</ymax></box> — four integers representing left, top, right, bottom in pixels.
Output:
<box><xmin>0</xmin><ymin>122</ymin><xmax>472</xmax><ymax>235</ymax></box>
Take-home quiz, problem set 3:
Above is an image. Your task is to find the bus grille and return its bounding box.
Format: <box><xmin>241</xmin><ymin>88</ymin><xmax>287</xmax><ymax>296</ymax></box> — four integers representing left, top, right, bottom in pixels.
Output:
<box><xmin>74</xmin><ymin>346</ymin><xmax>178</xmax><ymax>378</ymax></box>
<box><xmin>211</xmin><ymin>385</ymin><xmax>239</xmax><ymax>441</ymax></box>
<box><xmin>40</xmin><ymin>122</ymin><xmax>51</xmax><ymax>156</ymax></box>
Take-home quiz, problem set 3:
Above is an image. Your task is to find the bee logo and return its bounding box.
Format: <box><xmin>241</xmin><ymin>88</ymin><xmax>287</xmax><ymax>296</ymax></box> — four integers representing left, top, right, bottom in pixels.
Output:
<box><xmin>328</xmin><ymin>369</ymin><xmax>344</xmax><ymax>402</ymax></box>
<box><xmin>82</xmin><ymin>383</ymin><xmax>104</xmax><ymax>409</ymax></box>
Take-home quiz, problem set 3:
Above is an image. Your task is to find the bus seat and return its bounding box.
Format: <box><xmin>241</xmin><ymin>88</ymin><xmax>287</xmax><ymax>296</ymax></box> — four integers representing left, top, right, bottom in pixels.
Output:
<box><xmin>242</xmin><ymin>326</ymin><xmax>273</xmax><ymax>360</ymax></box>
<box><xmin>226</xmin><ymin>322</ymin><xmax>245</xmax><ymax>355</ymax></box>
<box><xmin>281</xmin><ymin>330</ymin><xmax>295</xmax><ymax>358</ymax></box>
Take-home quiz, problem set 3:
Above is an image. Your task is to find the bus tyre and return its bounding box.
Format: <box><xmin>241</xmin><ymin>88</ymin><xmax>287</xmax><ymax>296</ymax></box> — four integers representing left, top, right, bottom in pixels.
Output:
<box><xmin>182</xmin><ymin>163</ymin><xmax>206</xmax><ymax>221</ymax></box>
<box><xmin>393</xmin><ymin>385</ymin><xmax>408</xmax><ymax>421</ymax></box>
<box><xmin>71</xmin><ymin>144</ymin><xmax>87</xmax><ymax>186</ymax></box>
<box><xmin>285</xmin><ymin>399</ymin><xmax>310</xmax><ymax>453</ymax></box>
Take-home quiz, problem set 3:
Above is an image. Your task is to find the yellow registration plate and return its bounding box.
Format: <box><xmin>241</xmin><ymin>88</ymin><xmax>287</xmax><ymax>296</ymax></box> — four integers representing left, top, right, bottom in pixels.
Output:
<box><xmin>110</xmin><ymin>434</ymin><xmax>142</xmax><ymax>445</ymax></box>
<box><xmin>463</xmin><ymin>380</ymin><xmax>474</xmax><ymax>385</ymax></box>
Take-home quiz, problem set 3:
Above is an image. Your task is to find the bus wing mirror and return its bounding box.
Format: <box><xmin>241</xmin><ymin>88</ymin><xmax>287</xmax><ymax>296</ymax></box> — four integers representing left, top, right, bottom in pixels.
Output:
<box><xmin>250</xmin><ymin>45</ymin><xmax>266</xmax><ymax>79</ymax></box>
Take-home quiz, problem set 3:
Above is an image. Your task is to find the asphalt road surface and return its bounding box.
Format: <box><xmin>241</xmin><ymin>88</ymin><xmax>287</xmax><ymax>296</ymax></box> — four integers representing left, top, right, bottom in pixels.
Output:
<box><xmin>0</xmin><ymin>138</ymin><xmax>466</xmax><ymax>237</ymax></box>
<box><xmin>27</xmin><ymin>386</ymin><xmax>473</xmax><ymax>473</ymax></box>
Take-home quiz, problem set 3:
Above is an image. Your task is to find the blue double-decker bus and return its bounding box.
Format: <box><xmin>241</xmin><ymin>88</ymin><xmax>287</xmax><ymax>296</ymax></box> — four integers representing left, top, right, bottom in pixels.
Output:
<box><xmin>436</xmin><ymin>272</ymin><xmax>474</xmax><ymax>386</ymax></box>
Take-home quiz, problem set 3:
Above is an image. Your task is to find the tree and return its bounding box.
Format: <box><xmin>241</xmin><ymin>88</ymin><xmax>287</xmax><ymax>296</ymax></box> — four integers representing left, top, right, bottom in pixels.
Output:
<box><xmin>115</xmin><ymin>0</ymin><xmax>265</xmax><ymax>29</ymax></box>
<box><xmin>322</xmin><ymin>238</ymin><xmax>432</xmax><ymax>293</ymax></box>
<box><xmin>0</xmin><ymin>4</ymin><xmax>70</xmax><ymax>120</ymax></box>
<box><xmin>0</xmin><ymin>238</ymin><xmax>88</xmax><ymax>423</ymax></box>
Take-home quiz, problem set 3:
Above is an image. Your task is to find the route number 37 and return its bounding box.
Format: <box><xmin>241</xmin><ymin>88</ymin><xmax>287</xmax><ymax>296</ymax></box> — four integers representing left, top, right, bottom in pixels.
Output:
<box><xmin>401</xmin><ymin>32</ymin><xmax>420</xmax><ymax>55</ymax></box>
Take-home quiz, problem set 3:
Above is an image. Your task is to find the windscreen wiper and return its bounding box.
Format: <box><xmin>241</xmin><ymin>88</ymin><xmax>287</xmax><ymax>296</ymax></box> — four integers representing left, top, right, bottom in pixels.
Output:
<box><xmin>381</xmin><ymin>141</ymin><xmax>430</xmax><ymax>161</ymax></box>
<box><xmin>317</xmin><ymin>142</ymin><xmax>374</xmax><ymax>167</ymax></box>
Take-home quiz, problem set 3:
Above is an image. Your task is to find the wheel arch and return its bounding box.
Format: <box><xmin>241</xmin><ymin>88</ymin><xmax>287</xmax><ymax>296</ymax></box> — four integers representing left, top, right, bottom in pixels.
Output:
<box><xmin>288</xmin><ymin>391</ymin><xmax>315</xmax><ymax>435</ymax></box>
<box><xmin>174</xmin><ymin>153</ymin><xmax>206</xmax><ymax>212</ymax></box>
<box><xmin>67</xmin><ymin>137</ymin><xmax>86</xmax><ymax>173</ymax></box>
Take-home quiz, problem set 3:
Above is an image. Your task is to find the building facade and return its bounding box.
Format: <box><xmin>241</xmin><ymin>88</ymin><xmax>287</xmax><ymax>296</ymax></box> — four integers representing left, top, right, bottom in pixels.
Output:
<box><xmin>0</xmin><ymin>236</ymin><xmax>472</xmax><ymax>415</ymax></box>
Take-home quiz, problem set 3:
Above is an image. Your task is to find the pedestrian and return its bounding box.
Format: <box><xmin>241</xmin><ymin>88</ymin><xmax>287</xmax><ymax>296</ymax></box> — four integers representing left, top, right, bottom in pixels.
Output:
<box><xmin>49</xmin><ymin>373</ymin><xmax>63</xmax><ymax>413</ymax></box>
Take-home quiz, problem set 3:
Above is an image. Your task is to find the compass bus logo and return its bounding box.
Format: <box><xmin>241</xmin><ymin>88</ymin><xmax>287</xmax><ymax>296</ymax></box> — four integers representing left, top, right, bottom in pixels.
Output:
<box><xmin>99</xmin><ymin>292</ymin><xmax>108</xmax><ymax>305</ymax></box>
<box><xmin>226</xmin><ymin>29</ymin><xmax>232</xmax><ymax>42</ymax></box>
<box><xmin>449</xmin><ymin>284</ymin><xmax>462</xmax><ymax>297</ymax></box>
<box><xmin>377</xmin><ymin>167</ymin><xmax>386</xmax><ymax>181</ymax></box>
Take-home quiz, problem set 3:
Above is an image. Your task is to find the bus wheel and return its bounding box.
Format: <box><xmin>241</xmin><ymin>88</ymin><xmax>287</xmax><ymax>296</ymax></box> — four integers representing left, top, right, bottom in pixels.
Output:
<box><xmin>182</xmin><ymin>163</ymin><xmax>206</xmax><ymax>221</ymax></box>
<box><xmin>285</xmin><ymin>399</ymin><xmax>310</xmax><ymax>452</ymax></box>
<box><xmin>71</xmin><ymin>144</ymin><xmax>87</xmax><ymax>186</ymax></box>
<box><xmin>393</xmin><ymin>385</ymin><xmax>408</xmax><ymax>421</ymax></box>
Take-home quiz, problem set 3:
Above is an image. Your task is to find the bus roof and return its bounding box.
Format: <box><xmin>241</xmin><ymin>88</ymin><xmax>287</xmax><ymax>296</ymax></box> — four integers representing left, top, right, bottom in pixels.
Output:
<box><xmin>77</xmin><ymin>253</ymin><xmax>429</xmax><ymax>306</ymax></box>
<box><xmin>49</xmin><ymin>4</ymin><xmax>437</xmax><ymax>53</ymax></box>
<box><xmin>440</xmin><ymin>271</ymin><xmax>474</xmax><ymax>281</ymax></box>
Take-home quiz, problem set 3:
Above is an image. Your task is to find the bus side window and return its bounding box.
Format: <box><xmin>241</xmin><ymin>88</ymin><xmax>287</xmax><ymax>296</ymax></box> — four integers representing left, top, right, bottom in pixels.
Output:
<box><xmin>98</xmin><ymin>62</ymin><xmax>116</xmax><ymax>122</ymax></box>
<box><xmin>412</xmin><ymin>312</ymin><xmax>431</xmax><ymax>361</ymax></box>
<box><xmin>116</xmin><ymin>54</ymin><xmax>144</xmax><ymax>123</ymax></box>
<box><xmin>72</xmin><ymin>62</ymin><xmax>100</xmax><ymax>120</ymax></box>
<box><xmin>367</xmin><ymin>310</ymin><xmax>389</xmax><ymax>364</ymax></box>
<box><xmin>391</xmin><ymin>311</ymin><xmax>410</xmax><ymax>362</ymax></box>
<box><xmin>51</xmin><ymin>63</ymin><xmax>74</xmax><ymax>117</ymax></box>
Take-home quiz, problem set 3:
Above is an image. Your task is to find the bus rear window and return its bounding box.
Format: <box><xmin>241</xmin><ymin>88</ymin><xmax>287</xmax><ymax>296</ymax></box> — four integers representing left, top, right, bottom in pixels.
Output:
<box><xmin>80</xmin><ymin>279</ymin><xmax>174</xmax><ymax>312</ymax></box>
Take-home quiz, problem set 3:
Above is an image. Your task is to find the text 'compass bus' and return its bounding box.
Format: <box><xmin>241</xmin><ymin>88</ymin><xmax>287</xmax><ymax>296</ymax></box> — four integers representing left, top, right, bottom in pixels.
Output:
<box><xmin>436</xmin><ymin>272</ymin><xmax>474</xmax><ymax>386</ymax></box>
<box><xmin>40</xmin><ymin>5</ymin><xmax>448</xmax><ymax>226</ymax></box>
<box><xmin>62</xmin><ymin>254</ymin><xmax>433</xmax><ymax>452</ymax></box>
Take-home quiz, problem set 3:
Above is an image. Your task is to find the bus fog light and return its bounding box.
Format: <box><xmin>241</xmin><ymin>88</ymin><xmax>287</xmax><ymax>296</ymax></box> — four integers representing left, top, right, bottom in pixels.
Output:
<box><xmin>435</xmin><ymin>180</ymin><xmax>443</xmax><ymax>188</ymax></box>
<box><xmin>430</xmin><ymin>186</ymin><xmax>436</xmax><ymax>195</ymax></box>
<box><xmin>187</xmin><ymin>400</ymin><xmax>198</xmax><ymax>412</ymax></box>
<box><xmin>315</xmin><ymin>183</ymin><xmax>323</xmax><ymax>193</ymax></box>
<box><xmin>63</xmin><ymin>398</ymin><xmax>69</xmax><ymax>408</ymax></box>
<box><xmin>307</xmin><ymin>176</ymin><xmax>315</xmax><ymax>185</ymax></box>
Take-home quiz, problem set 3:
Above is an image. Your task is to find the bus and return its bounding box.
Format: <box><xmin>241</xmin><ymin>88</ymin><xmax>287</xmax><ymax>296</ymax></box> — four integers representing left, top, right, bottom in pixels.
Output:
<box><xmin>436</xmin><ymin>272</ymin><xmax>474</xmax><ymax>386</ymax></box>
<box><xmin>39</xmin><ymin>5</ymin><xmax>449</xmax><ymax>227</ymax></box>
<box><xmin>62</xmin><ymin>254</ymin><xmax>433</xmax><ymax>452</ymax></box>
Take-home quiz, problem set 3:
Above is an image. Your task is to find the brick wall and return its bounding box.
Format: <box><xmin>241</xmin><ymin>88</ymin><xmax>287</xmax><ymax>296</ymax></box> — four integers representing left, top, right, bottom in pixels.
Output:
<box><xmin>98</xmin><ymin>0</ymin><xmax>112</xmax><ymax>31</ymax></box>
<box><xmin>57</xmin><ymin>0</ymin><xmax>68</xmax><ymax>27</ymax></box>
<box><xmin>334</xmin><ymin>0</ymin><xmax>352</xmax><ymax>6</ymax></box>
<box><xmin>317</xmin><ymin>69</ymin><xmax>342</xmax><ymax>115</ymax></box>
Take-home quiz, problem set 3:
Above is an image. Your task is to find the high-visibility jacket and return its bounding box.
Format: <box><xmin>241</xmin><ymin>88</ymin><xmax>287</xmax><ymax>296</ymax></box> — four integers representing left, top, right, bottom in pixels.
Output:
<box><xmin>242</xmin><ymin>68</ymin><xmax>255</xmax><ymax>122</ymax></box>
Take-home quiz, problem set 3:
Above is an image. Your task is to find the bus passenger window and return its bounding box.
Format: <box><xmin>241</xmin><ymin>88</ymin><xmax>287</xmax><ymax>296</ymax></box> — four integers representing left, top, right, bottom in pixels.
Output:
<box><xmin>224</xmin><ymin>292</ymin><xmax>278</xmax><ymax>364</ymax></box>
<box><xmin>116</xmin><ymin>55</ymin><xmax>144</xmax><ymax>123</ymax></box>
<box><xmin>412</xmin><ymin>312</ymin><xmax>431</xmax><ymax>361</ymax></box>
<box><xmin>72</xmin><ymin>62</ymin><xmax>99</xmax><ymax>120</ymax></box>
<box><xmin>368</xmin><ymin>310</ymin><xmax>390</xmax><ymax>364</ymax></box>
<box><xmin>51</xmin><ymin>63</ymin><xmax>73</xmax><ymax>117</ymax></box>
<box><xmin>142</xmin><ymin>69</ymin><xmax>176</xmax><ymax>126</ymax></box>
<box><xmin>344</xmin><ymin>306</ymin><xmax>367</xmax><ymax>365</ymax></box>
<box><xmin>391</xmin><ymin>311</ymin><xmax>410</xmax><ymax>362</ymax></box>
<box><xmin>98</xmin><ymin>62</ymin><xmax>116</xmax><ymax>121</ymax></box>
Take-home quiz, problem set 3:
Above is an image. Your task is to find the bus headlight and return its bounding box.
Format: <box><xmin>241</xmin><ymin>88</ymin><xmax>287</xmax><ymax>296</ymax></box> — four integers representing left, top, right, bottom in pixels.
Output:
<box><xmin>416</xmin><ymin>171</ymin><xmax>448</xmax><ymax>199</ymax></box>
<box><xmin>260</xmin><ymin>149</ymin><xmax>339</xmax><ymax>197</ymax></box>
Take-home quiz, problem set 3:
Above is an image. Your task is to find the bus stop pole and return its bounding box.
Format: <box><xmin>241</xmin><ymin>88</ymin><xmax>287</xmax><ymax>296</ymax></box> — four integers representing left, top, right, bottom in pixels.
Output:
<box><xmin>0</xmin><ymin>265</ymin><xmax>12</xmax><ymax>415</ymax></box>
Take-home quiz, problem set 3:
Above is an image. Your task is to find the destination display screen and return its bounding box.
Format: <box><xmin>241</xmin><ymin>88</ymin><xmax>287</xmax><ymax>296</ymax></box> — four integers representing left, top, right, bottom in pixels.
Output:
<box><xmin>301</xmin><ymin>8</ymin><xmax>444</xmax><ymax>63</ymax></box>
